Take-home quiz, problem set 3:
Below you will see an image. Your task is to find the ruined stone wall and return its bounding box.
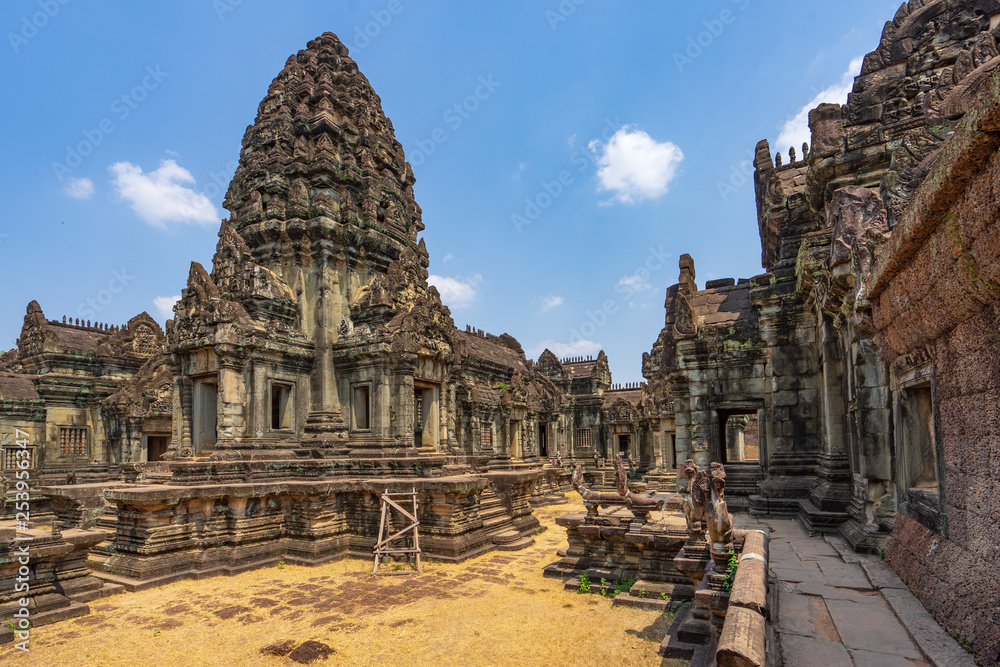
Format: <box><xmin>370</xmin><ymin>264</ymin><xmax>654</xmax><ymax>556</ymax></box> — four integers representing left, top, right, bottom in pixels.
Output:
<box><xmin>872</xmin><ymin>72</ymin><xmax>1000</xmax><ymax>667</ymax></box>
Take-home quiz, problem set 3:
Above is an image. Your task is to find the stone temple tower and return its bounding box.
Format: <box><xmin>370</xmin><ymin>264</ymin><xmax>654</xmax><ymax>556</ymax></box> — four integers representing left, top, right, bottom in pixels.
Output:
<box><xmin>167</xmin><ymin>32</ymin><xmax>442</xmax><ymax>458</ymax></box>
<box><xmin>223</xmin><ymin>31</ymin><xmax>429</xmax><ymax>441</ymax></box>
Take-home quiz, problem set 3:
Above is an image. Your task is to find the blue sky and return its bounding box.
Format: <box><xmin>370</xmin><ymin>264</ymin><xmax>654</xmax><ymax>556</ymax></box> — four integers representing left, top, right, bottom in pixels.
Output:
<box><xmin>1</xmin><ymin>0</ymin><xmax>901</xmax><ymax>382</ymax></box>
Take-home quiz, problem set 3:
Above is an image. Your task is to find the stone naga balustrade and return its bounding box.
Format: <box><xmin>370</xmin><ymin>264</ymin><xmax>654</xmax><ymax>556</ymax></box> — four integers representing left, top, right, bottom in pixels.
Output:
<box><xmin>716</xmin><ymin>529</ymin><xmax>770</xmax><ymax>667</ymax></box>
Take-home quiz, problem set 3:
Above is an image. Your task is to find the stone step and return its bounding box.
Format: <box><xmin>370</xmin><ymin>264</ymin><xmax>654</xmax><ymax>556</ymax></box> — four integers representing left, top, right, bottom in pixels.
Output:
<box><xmin>492</xmin><ymin>529</ymin><xmax>522</xmax><ymax>545</ymax></box>
<box><xmin>612</xmin><ymin>592</ymin><xmax>674</xmax><ymax>612</ymax></box>
<box><xmin>492</xmin><ymin>535</ymin><xmax>534</xmax><ymax>551</ymax></box>
<box><xmin>0</xmin><ymin>601</ymin><xmax>90</xmax><ymax>645</ymax></box>
<box><xmin>73</xmin><ymin>582</ymin><xmax>125</xmax><ymax>603</ymax></box>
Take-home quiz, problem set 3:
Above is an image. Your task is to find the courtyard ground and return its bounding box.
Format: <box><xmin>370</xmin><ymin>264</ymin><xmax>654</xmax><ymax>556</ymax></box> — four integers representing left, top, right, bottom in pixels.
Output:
<box><xmin>1</xmin><ymin>494</ymin><xmax>686</xmax><ymax>667</ymax></box>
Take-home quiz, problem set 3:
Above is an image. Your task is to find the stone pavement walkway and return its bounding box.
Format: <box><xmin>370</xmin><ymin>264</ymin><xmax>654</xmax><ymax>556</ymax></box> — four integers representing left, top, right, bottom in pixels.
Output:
<box><xmin>734</xmin><ymin>515</ymin><xmax>975</xmax><ymax>667</ymax></box>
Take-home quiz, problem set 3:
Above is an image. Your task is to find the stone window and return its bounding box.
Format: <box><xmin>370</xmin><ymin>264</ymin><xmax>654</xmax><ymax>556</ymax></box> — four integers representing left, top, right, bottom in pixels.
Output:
<box><xmin>894</xmin><ymin>360</ymin><xmax>944</xmax><ymax>532</ymax></box>
<box><xmin>2</xmin><ymin>447</ymin><xmax>34</xmax><ymax>470</ymax></box>
<box><xmin>271</xmin><ymin>383</ymin><xmax>294</xmax><ymax>431</ymax></box>
<box><xmin>193</xmin><ymin>379</ymin><xmax>218</xmax><ymax>453</ymax></box>
<box><xmin>576</xmin><ymin>428</ymin><xmax>591</xmax><ymax>449</ymax></box>
<box><xmin>413</xmin><ymin>384</ymin><xmax>439</xmax><ymax>449</ymax></box>
<box><xmin>60</xmin><ymin>427</ymin><xmax>87</xmax><ymax>457</ymax></box>
<box><xmin>480</xmin><ymin>424</ymin><xmax>493</xmax><ymax>449</ymax></box>
<box><xmin>353</xmin><ymin>385</ymin><xmax>371</xmax><ymax>431</ymax></box>
<box><xmin>900</xmin><ymin>385</ymin><xmax>938</xmax><ymax>492</ymax></box>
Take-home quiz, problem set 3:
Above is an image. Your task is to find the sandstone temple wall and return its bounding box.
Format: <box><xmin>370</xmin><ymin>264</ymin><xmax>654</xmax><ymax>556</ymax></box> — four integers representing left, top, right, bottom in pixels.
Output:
<box><xmin>872</xmin><ymin>72</ymin><xmax>1000</xmax><ymax>663</ymax></box>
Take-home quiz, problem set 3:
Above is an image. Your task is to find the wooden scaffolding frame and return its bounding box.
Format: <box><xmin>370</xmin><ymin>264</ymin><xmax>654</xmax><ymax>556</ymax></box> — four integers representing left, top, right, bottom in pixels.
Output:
<box><xmin>372</xmin><ymin>488</ymin><xmax>421</xmax><ymax>576</ymax></box>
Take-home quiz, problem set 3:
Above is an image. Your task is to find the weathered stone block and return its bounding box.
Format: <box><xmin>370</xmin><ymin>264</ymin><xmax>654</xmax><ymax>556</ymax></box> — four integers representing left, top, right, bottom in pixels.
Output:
<box><xmin>715</xmin><ymin>606</ymin><xmax>766</xmax><ymax>667</ymax></box>
<box><xmin>774</xmin><ymin>391</ymin><xmax>798</xmax><ymax>407</ymax></box>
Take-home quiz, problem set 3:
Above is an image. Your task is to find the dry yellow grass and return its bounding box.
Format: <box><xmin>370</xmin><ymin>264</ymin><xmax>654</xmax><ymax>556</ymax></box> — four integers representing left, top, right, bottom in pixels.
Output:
<box><xmin>2</xmin><ymin>494</ymin><xmax>687</xmax><ymax>667</ymax></box>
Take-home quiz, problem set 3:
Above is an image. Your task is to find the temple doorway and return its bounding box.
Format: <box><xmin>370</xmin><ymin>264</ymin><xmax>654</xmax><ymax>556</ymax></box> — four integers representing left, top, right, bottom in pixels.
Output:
<box><xmin>718</xmin><ymin>411</ymin><xmax>760</xmax><ymax>464</ymax></box>
<box><xmin>146</xmin><ymin>435</ymin><xmax>169</xmax><ymax>462</ymax></box>
<box><xmin>618</xmin><ymin>434</ymin><xmax>631</xmax><ymax>458</ymax></box>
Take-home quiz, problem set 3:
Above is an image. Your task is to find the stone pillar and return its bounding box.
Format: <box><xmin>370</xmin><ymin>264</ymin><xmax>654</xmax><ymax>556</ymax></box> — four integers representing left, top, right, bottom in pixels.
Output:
<box><xmin>808</xmin><ymin>318</ymin><xmax>852</xmax><ymax>517</ymax></box>
<box><xmin>217</xmin><ymin>362</ymin><xmax>246</xmax><ymax>443</ymax></box>
<box><xmin>304</xmin><ymin>264</ymin><xmax>346</xmax><ymax>442</ymax></box>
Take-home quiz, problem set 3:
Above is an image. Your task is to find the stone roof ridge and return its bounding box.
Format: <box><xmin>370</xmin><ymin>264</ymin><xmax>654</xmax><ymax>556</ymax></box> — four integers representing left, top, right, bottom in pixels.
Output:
<box><xmin>607</xmin><ymin>382</ymin><xmax>645</xmax><ymax>392</ymax></box>
<box><xmin>48</xmin><ymin>314</ymin><xmax>120</xmax><ymax>334</ymax></box>
<box><xmin>464</xmin><ymin>325</ymin><xmax>503</xmax><ymax>343</ymax></box>
<box><xmin>462</xmin><ymin>326</ymin><xmax>524</xmax><ymax>355</ymax></box>
<box><xmin>562</xmin><ymin>355</ymin><xmax>596</xmax><ymax>364</ymax></box>
<box><xmin>773</xmin><ymin>141</ymin><xmax>810</xmax><ymax>170</ymax></box>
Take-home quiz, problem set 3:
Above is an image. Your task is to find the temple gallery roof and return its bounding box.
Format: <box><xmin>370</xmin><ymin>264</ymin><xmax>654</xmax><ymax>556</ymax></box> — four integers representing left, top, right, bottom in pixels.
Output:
<box><xmin>0</xmin><ymin>373</ymin><xmax>39</xmax><ymax>401</ymax></box>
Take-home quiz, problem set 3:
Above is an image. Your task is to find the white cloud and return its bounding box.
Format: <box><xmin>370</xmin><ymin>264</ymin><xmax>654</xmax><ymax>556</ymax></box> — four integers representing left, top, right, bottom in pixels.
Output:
<box><xmin>528</xmin><ymin>339</ymin><xmax>602</xmax><ymax>359</ymax></box>
<box><xmin>540</xmin><ymin>296</ymin><xmax>564</xmax><ymax>312</ymax></box>
<box><xmin>64</xmin><ymin>177</ymin><xmax>94</xmax><ymax>200</ymax></box>
<box><xmin>775</xmin><ymin>56</ymin><xmax>864</xmax><ymax>157</ymax></box>
<box><xmin>511</xmin><ymin>162</ymin><xmax>528</xmax><ymax>180</ymax></box>
<box><xmin>589</xmin><ymin>126</ymin><xmax>684</xmax><ymax>204</ymax></box>
<box><xmin>429</xmin><ymin>274</ymin><xmax>481</xmax><ymax>309</ymax></box>
<box><xmin>442</xmin><ymin>253</ymin><xmax>455</xmax><ymax>264</ymax></box>
<box><xmin>617</xmin><ymin>274</ymin><xmax>653</xmax><ymax>294</ymax></box>
<box><xmin>154</xmin><ymin>295</ymin><xmax>181</xmax><ymax>320</ymax></box>
<box><xmin>109</xmin><ymin>159</ymin><xmax>219</xmax><ymax>228</ymax></box>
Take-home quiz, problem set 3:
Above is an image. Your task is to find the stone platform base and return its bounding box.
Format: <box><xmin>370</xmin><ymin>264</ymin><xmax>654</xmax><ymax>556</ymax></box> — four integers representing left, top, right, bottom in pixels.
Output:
<box><xmin>749</xmin><ymin>494</ymin><xmax>849</xmax><ymax>534</ymax></box>
<box><xmin>658</xmin><ymin>605</ymin><xmax>719</xmax><ymax>665</ymax></box>
<box><xmin>837</xmin><ymin>517</ymin><xmax>890</xmax><ymax>555</ymax></box>
<box><xmin>61</xmin><ymin>472</ymin><xmax>542</xmax><ymax>592</ymax></box>
<box><xmin>0</xmin><ymin>523</ymin><xmax>123</xmax><ymax>644</ymax></box>
<box><xmin>544</xmin><ymin>508</ymin><xmax>696</xmax><ymax>600</ymax></box>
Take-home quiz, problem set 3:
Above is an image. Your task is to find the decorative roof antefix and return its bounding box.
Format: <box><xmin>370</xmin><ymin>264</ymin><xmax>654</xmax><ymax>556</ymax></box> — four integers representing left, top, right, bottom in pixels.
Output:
<box><xmin>95</xmin><ymin>312</ymin><xmax>166</xmax><ymax>361</ymax></box>
<box><xmin>16</xmin><ymin>301</ymin><xmax>56</xmax><ymax>357</ymax></box>
<box><xmin>536</xmin><ymin>349</ymin><xmax>563</xmax><ymax>373</ymax></box>
<box><xmin>103</xmin><ymin>354</ymin><xmax>173</xmax><ymax>419</ymax></box>
<box><xmin>210</xmin><ymin>218</ymin><xmax>299</xmax><ymax>326</ymax></box>
<box><xmin>604</xmin><ymin>396</ymin><xmax>639</xmax><ymax>425</ymax></box>
<box><xmin>0</xmin><ymin>349</ymin><xmax>21</xmax><ymax>373</ymax></box>
<box><xmin>171</xmin><ymin>261</ymin><xmax>255</xmax><ymax>346</ymax></box>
